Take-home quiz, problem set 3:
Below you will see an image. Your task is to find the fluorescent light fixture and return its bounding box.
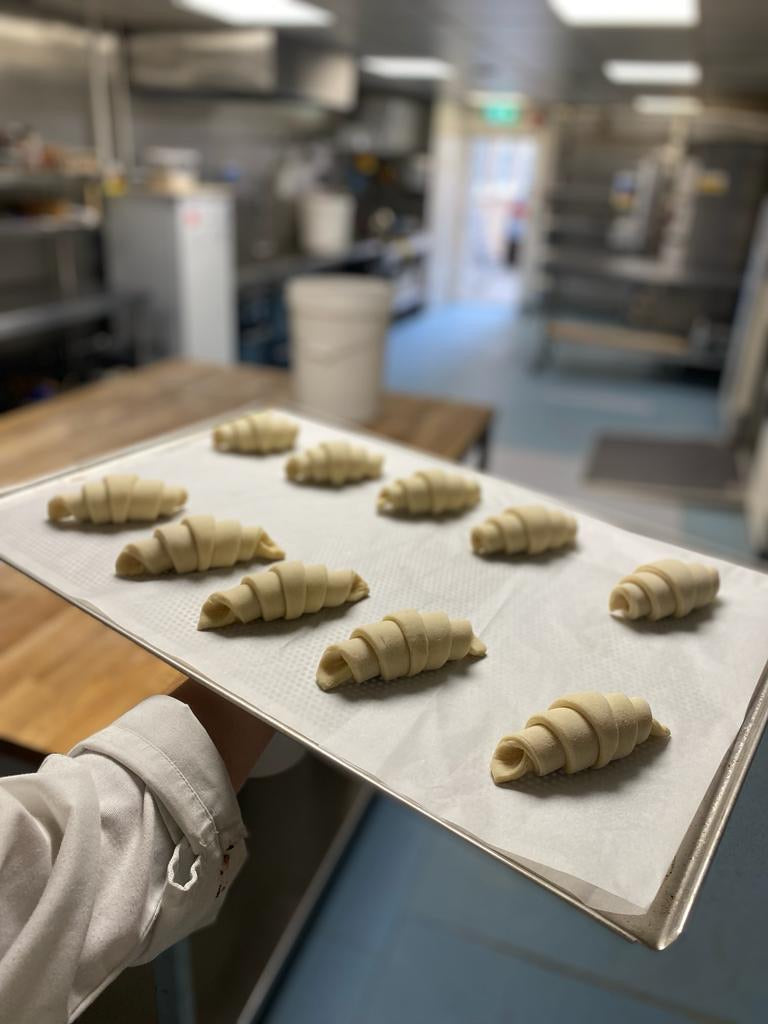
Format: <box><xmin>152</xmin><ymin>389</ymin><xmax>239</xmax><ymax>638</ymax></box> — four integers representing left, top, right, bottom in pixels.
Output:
<box><xmin>548</xmin><ymin>0</ymin><xmax>699</xmax><ymax>26</ymax></box>
<box><xmin>604</xmin><ymin>60</ymin><xmax>701</xmax><ymax>85</ymax></box>
<box><xmin>360</xmin><ymin>56</ymin><xmax>452</xmax><ymax>80</ymax></box>
<box><xmin>634</xmin><ymin>94</ymin><xmax>703</xmax><ymax>116</ymax></box>
<box><xmin>173</xmin><ymin>0</ymin><xmax>334</xmax><ymax>27</ymax></box>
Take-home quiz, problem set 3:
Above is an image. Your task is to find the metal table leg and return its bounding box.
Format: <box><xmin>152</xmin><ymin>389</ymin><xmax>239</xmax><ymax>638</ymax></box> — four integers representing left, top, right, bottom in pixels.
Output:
<box><xmin>154</xmin><ymin>939</ymin><xmax>196</xmax><ymax>1024</ymax></box>
<box><xmin>476</xmin><ymin>424</ymin><xmax>491</xmax><ymax>471</ymax></box>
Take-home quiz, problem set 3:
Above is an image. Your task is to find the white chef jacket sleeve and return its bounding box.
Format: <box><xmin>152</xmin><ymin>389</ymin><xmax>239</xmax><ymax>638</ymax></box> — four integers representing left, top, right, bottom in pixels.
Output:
<box><xmin>0</xmin><ymin>694</ymin><xmax>248</xmax><ymax>1024</ymax></box>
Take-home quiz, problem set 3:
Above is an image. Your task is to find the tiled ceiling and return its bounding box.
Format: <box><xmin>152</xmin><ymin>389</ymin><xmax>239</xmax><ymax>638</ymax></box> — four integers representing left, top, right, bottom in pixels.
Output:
<box><xmin>13</xmin><ymin>0</ymin><xmax>768</xmax><ymax>103</ymax></box>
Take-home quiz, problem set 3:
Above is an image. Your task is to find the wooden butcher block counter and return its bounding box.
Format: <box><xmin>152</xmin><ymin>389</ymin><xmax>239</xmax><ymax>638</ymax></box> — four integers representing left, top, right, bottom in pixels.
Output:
<box><xmin>0</xmin><ymin>360</ymin><xmax>492</xmax><ymax>756</ymax></box>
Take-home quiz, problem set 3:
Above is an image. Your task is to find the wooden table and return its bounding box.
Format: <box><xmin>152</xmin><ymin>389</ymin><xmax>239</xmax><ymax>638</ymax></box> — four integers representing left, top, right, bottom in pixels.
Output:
<box><xmin>0</xmin><ymin>361</ymin><xmax>493</xmax><ymax>758</ymax></box>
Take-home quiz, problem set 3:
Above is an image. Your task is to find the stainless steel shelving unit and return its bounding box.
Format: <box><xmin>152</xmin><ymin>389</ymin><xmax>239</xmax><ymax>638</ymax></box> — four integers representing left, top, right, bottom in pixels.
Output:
<box><xmin>537</xmin><ymin>117</ymin><xmax>768</xmax><ymax>373</ymax></box>
<box><xmin>0</xmin><ymin>166</ymin><xmax>134</xmax><ymax>395</ymax></box>
<box><xmin>0</xmin><ymin>293</ymin><xmax>128</xmax><ymax>348</ymax></box>
<box><xmin>0</xmin><ymin>214</ymin><xmax>100</xmax><ymax>239</ymax></box>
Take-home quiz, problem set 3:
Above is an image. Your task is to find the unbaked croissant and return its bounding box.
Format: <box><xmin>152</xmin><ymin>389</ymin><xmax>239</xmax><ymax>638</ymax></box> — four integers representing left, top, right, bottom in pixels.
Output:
<box><xmin>285</xmin><ymin>440</ymin><xmax>383</xmax><ymax>486</ymax></box>
<box><xmin>491</xmin><ymin>691</ymin><xmax>669</xmax><ymax>784</ymax></box>
<box><xmin>48</xmin><ymin>474</ymin><xmax>186</xmax><ymax>524</ymax></box>
<box><xmin>377</xmin><ymin>469</ymin><xmax>480</xmax><ymax>516</ymax></box>
<box><xmin>609</xmin><ymin>559</ymin><xmax>719</xmax><ymax>621</ymax></box>
<box><xmin>213</xmin><ymin>410</ymin><xmax>298</xmax><ymax>454</ymax></box>
<box><xmin>115</xmin><ymin>515</ymin><xmax>284</xmax><ymax>577</ymax></box>
<box><xmin>472</xmin><ymin>504</ymin><xmax>577</xmax><ymax>556</ymax></box>
<box><xmin>316</xmin><ymin>609</ymin><xmax>486</xmax><ymax>690</ymax></box>
<box><xmin>198</xmin><ymin>560</ymin><xmax>369</xmax><ymax>630</ymax></box>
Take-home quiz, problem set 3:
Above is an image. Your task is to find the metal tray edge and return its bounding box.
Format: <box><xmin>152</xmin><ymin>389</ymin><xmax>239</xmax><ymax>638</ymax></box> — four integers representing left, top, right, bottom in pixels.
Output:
<box><xmin>2</xmin><ymin>406</ymin><xmax>767</xmax><ymax>949</ymax></box>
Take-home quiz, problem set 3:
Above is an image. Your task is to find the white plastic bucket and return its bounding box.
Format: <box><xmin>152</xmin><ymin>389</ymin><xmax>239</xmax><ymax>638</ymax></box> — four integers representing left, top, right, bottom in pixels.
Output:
<box><xmin>298</xmin><ymin>191</ymin><xmax>356</xmax><ymax>256</ymax></box>
<box><xmin>287</xmin><ymin>274</ymin><xmax>393</xmax><ymax>423</ymax></box>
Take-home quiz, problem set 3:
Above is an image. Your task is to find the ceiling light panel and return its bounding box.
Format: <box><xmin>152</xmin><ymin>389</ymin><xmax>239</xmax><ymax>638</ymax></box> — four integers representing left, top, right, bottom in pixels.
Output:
<box><xmin>634</xmin><ymin>94</ymin><xmax>703</xmax><ymax>115</ymax></box>
<box><xmin>173</xmin><ymin>0</ymin><xmax>334</xmax><ymax>27</ymax></box>
<box><xmin>548</xmin><ymin>0</ymin><xmax>699</xmax><ymax>26</ymax></box>
<box><xmin>360</xmin><ymin>56</ymin><xmax>452</xmax><ymax>80</ymax></box>
<box><xmin>603</xmin><ymin>61</ymin><xmax>702</xmax><ymax>85</ymax></box>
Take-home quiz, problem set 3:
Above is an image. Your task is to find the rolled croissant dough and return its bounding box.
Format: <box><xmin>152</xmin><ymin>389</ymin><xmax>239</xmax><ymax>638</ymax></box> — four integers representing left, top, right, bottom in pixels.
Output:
<box><xmin>472</xmin><ymin>504</ymin><xmax>577</xmax><ymax>556</ymax></box>
<box><xmin>378</xmin><ymin>469</ymin><xmax>480</xmax><ymax>516</ymax></box>
<box><xmin>213</xmin><ymin>410</ymin><xmax>298</xmax><ymax>454</ymax></box>
<box><xmin>48</xmin><ymin>474</ymin><xmax>186</xmax><ymax>524</ymax></box>
<box><xmin>491</xmin><ymin>691</ymin><xmax>669</xmax><ymax>784</ymax></box>
<box><xmin>198</xmin><ymin>560</ymin><xmax>368</xmax><ymax>629</ymax></box>
<box><xmin>285</xmin><ymin>440</ymin><xmax>383</xmax><ymax>486</ymax></box>
<box><xmin>316</xmin><ymin>609</ymin><xmax>486</xmax><ymax>690</ymax></box>
<box><xmin>610</xmin><ymin>559</ymin><xmax>719</xmax><ymax>621</ymax></box>
<box><xmin>115</xmin><ymin>515</ymin><xmax>284</xmax><ymax>576</ymax></box>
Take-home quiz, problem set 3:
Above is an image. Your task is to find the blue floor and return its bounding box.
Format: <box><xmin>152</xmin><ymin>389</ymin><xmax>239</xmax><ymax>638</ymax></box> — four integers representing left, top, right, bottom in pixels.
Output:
<box><xmin>386</xmin><ymin>303</ymin><xmax>721</xmax><ymax>456</ymax></box>
<box><xmin>261</xmin><ymin>303</ymin><xmax>766</xmax><ymax>1024</ymax></box>
<box><xmin>384</xmin><ymin>302</ymin><xmax>751</xmax><ymax>562</ymax></box>
<box><xmin>262</xmin><ymin>774</ymin><xmax>768</xmax><ymax>1024</ymax></box>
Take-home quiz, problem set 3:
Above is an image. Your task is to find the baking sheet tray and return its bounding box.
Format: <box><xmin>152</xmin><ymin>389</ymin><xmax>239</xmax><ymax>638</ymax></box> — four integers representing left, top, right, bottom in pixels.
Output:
<box><xmin>1</xmin><ymin>408</ymin><xmax>767</xmax><ymax>950</ymax></box>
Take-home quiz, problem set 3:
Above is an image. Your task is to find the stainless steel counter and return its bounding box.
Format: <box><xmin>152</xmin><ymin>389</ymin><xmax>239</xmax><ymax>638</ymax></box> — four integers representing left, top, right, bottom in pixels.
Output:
<box><xmin>0</xmin><ymin>292</ymin><xmax>134</xmax><ymax>347</ymax></box>
<box><xmin>544</xmin><ymin>249</ymin><xmax>742</xmax><ymax>291</ymax></box>
<box><xmin>237</xmin><ymin>239</ymin><xmax>384</xmax><ymax>292</ymax></box>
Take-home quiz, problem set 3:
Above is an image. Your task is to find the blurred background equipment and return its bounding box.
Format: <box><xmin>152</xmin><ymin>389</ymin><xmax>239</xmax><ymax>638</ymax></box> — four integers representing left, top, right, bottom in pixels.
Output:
<box><xmin>585</xmin><ymin>197</ymin><xmax>768</xmax><ymax>502</ymax></box>
<box><xmin>747</xmin><ymin>419</ymin><xmax>768</xmax><ymax>556</ymax></box>
<box><xmin>287</xmin><ymin>273</ymin><xmax>392</xmax><ymax>420</ymax></box>
<box><xmin>297</xmin><ymin>190</ymin><xmax>356</xmax><ymax>256</ymax></box>
<box><xmin>105</xmin><ymin>187</ymin><xmax>236</xmax><ymax>363</ymax></box>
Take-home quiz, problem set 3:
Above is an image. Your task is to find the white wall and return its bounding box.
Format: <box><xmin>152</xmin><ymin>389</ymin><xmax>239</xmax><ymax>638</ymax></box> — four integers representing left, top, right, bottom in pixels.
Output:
<box><xmin>425</xmin><ymin>95</ymin><xmax>471</xmax><ymax>307</ymax></box>
<box><xmin>425</xmin><ymin>92</ymin><xmax>550</xmax><ymax>308</ymax></box>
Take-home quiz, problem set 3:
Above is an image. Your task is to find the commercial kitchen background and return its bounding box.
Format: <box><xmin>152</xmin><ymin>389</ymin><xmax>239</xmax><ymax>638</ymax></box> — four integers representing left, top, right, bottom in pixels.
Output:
<box><xmin>1</xmin><ymin>1</ymin><xmax>768</xmax><ymax>1022</ymax></box>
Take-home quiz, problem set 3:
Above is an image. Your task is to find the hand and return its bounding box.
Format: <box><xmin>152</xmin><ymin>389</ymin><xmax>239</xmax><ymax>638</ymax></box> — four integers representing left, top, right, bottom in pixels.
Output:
<box><xmin>173</xmin><ymin>678</ymin><xmax>274</xmax><ymax>791</ymax></box>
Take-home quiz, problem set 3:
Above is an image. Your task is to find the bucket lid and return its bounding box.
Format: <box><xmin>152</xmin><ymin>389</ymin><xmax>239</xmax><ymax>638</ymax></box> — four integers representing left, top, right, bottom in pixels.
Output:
<box><xmin>286</xmin><ymin>274</ymin><xmax>392</xmax><ymax>313</ymax></box>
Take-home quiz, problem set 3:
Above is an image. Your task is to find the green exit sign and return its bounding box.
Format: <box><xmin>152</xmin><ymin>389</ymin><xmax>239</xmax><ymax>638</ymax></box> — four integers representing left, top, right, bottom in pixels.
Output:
<box><xmin>482</xmin><ymin>102</ymin><xmax>521</xmax><ymax>124</ymax></box>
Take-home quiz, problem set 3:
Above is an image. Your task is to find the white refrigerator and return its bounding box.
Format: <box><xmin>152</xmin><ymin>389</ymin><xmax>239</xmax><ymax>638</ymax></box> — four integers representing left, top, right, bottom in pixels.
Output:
<box><xmin>106</xmin><ymin>189</ymin><xmax>236</xmax><ymax>365</ymax></box>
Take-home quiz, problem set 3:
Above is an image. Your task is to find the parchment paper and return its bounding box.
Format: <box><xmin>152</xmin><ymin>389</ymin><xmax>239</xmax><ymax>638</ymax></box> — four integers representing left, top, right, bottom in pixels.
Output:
<box><xmin>2</xmin><ymin>412</ymin><xmax>767</xmax><ymax>914</ymax></box>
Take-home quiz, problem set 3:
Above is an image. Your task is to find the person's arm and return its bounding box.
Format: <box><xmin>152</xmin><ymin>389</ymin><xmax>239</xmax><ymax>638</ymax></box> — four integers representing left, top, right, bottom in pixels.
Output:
<box><xmin>173</xmin><ymin>678</ymin><xmax>273</xmax><ymax>790</ymax></box>
<box><xmin>0</xmin><ymin>689</ymin><xmax>272</xmax><ymax>1023</ymax></box>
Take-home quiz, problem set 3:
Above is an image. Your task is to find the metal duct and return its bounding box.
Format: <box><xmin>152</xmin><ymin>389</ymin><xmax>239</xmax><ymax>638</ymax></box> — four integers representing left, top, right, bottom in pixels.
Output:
<box><xmin>128</xmin><ymin>31</ymin><xmax>357</xmax><ymax>112</ymax></box>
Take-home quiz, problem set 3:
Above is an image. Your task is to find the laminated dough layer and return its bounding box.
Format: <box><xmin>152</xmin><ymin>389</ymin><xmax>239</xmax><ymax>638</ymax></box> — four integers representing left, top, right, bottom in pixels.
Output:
<box><xmin>317</xmin><ymin>609</ymin><xmax>486</xmax><ymax>690</ymax></box>
<box><xmin>286</xmin><ymin>441</ymin><xmax>383</xmax><ymax>486</ymax></box>
<box><xmin>472</xmin><ymin>504</ymin><xmax>577</xmax><ymax>556</ymax></box>
<box><xmin>213</xmin><ymin>410</ymin><xmax>298</xmax><ymax>454</ymax></box>
<box><xmin>198</xmin><ymin>560</ymin><xmax>369</xmax><ymax>629</ymax></box>
<box><xmin>377</xmin><ymin>468</ymin><xmax>480</xmax><ymax>516</ymax></box>
<box><xmin>48</xmin><ymin>474</ymin><xmax>186</xmax><ymax>524</ymax></box>
<box><xmin>115</xmin><ymin>515</ymin><xmax>284</xmax><ymax>576</ymax></box>
<box><xmin>491</xmin><ymin>691</ymin><xmax>669</xmax><ymax>784</ymax></box>
<box><xmin>609</xmin><ymin>559</ymin><xmax>719</xmax><ymax>621</ymax></box>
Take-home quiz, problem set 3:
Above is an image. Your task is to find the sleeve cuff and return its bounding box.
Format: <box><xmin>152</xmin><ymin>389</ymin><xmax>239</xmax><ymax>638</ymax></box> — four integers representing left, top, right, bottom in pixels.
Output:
<box><xmin>69</xmin><ymin>695</ymin><xmax>245</xmax><ymax>855</ymax></box>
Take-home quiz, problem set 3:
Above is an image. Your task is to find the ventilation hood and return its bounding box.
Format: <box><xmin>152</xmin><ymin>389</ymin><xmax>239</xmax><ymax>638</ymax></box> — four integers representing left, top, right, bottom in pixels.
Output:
<box><xmin>128</xmin><ymin>30</ymin><xmax>358</xmax><ymax>112</ymax></box>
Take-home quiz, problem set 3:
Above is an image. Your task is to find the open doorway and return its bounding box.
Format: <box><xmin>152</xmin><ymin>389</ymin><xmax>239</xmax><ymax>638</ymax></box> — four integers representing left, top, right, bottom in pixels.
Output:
<box><xmin>458</xmin><ymin>135</ymin><xmax>537</xmax><ymax>304</ymax></box>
